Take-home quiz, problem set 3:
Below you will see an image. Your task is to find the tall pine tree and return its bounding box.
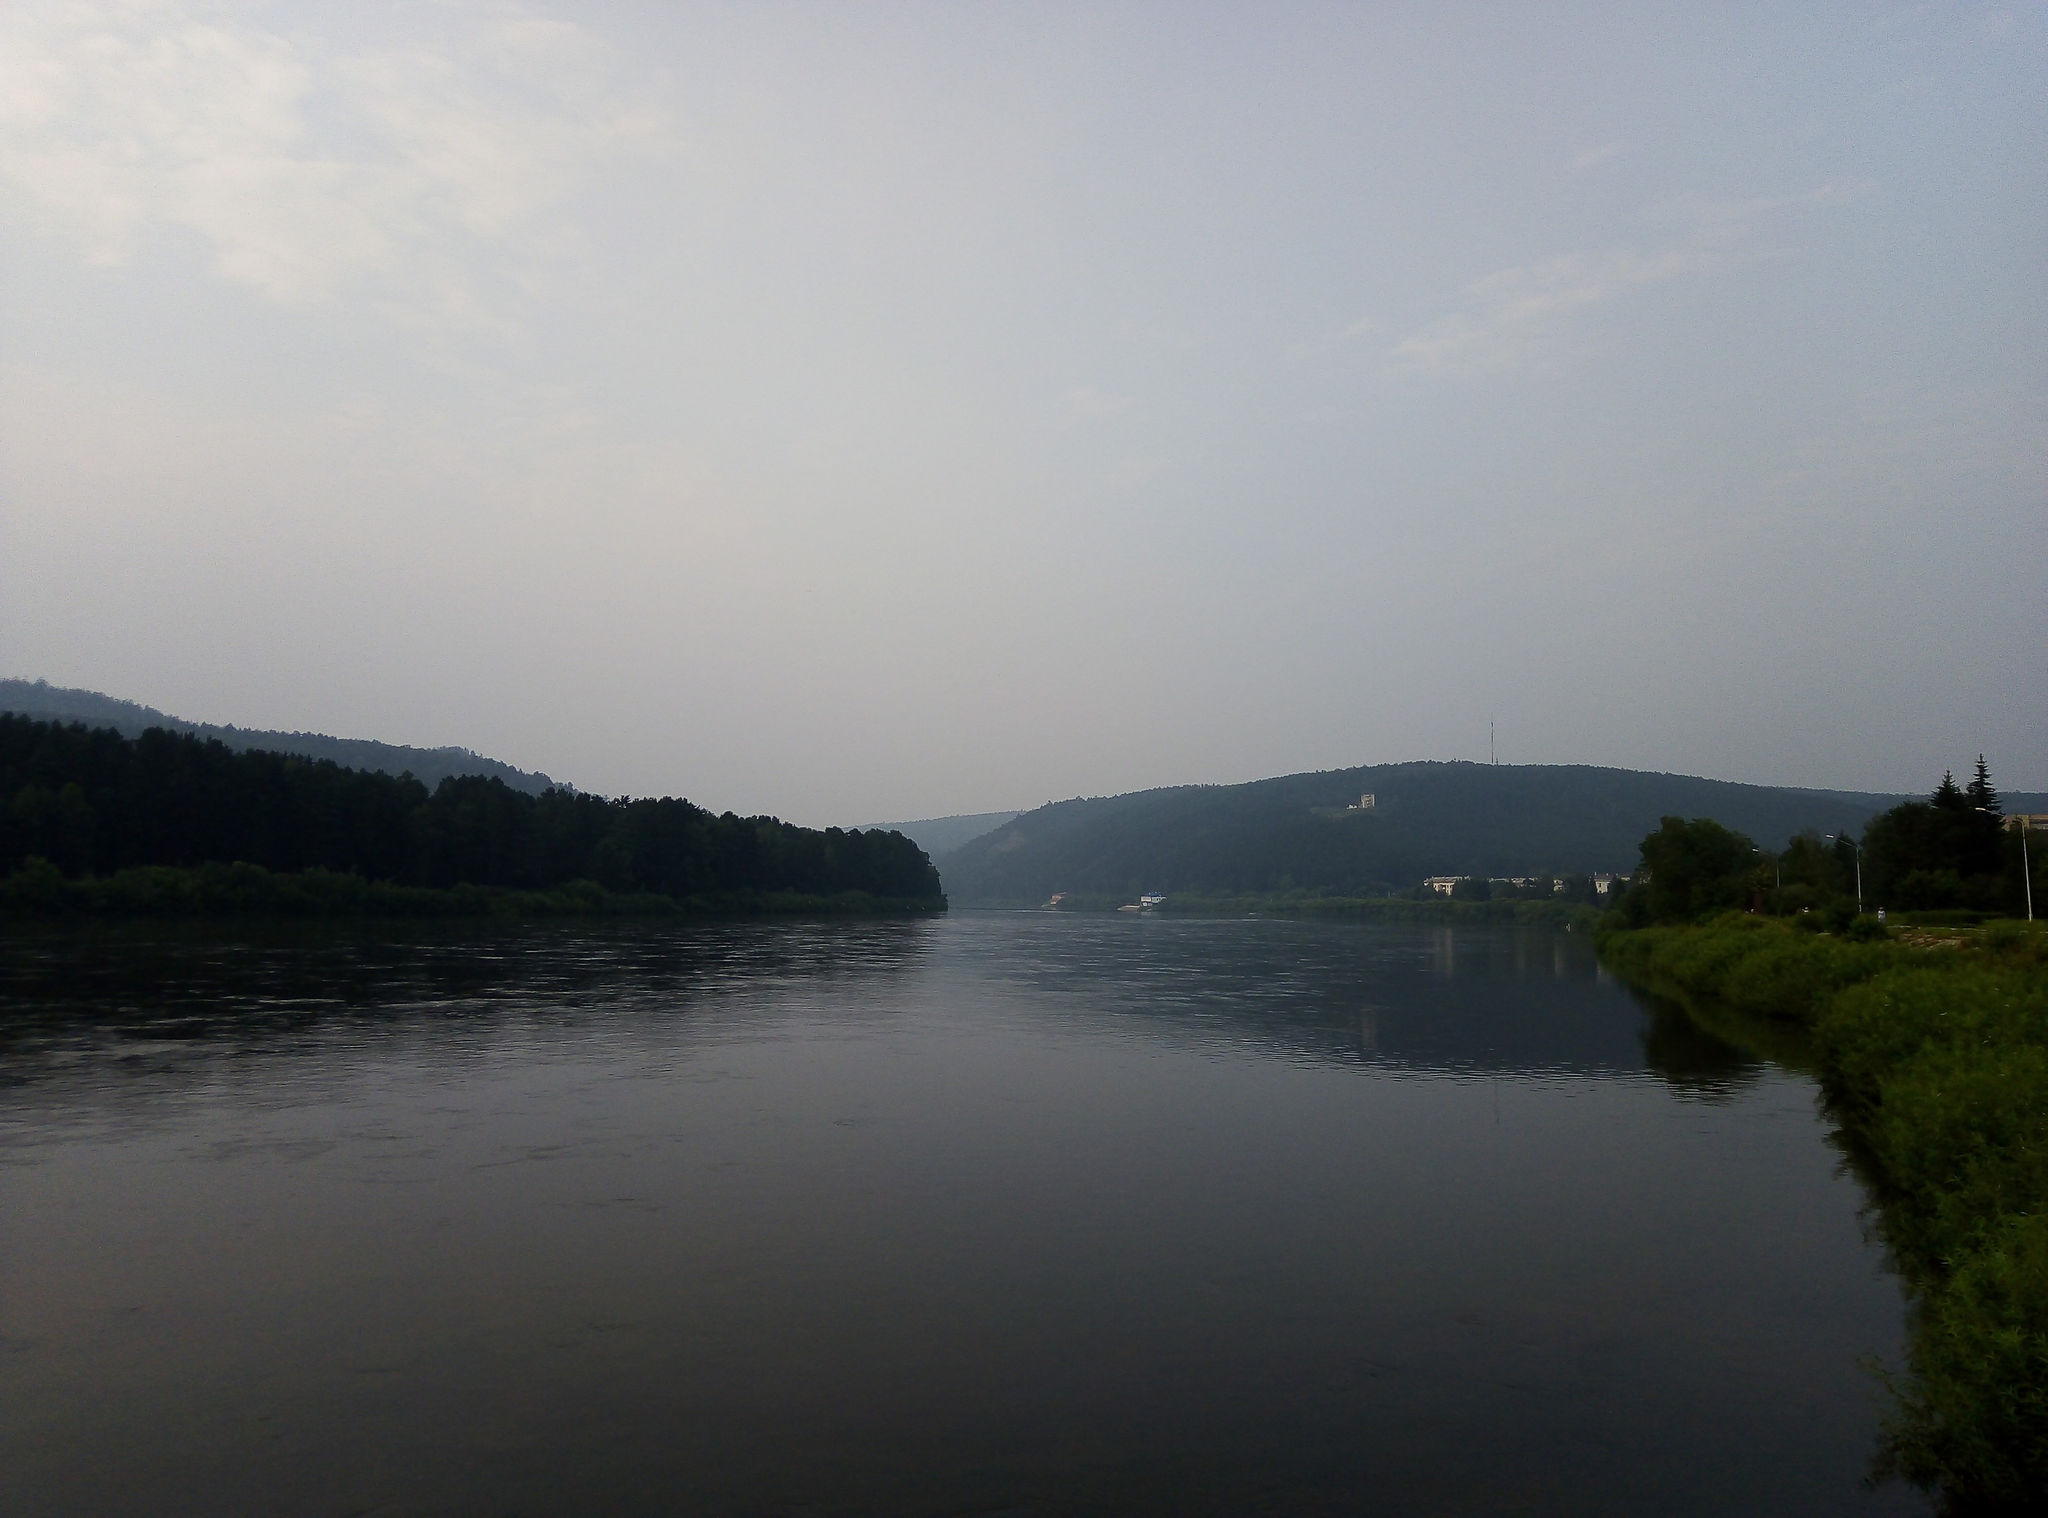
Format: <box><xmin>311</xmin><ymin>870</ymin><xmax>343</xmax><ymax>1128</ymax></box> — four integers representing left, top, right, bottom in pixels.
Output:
<box><xmin>1966</xmin><ymin>754</ymin><xmax>2000</xmax><ymax>815</ymax></box>
<box><xmin>1934</xmin><ymin>769</ymin><xmax>1967</xmax><ymax>811</ymax></box>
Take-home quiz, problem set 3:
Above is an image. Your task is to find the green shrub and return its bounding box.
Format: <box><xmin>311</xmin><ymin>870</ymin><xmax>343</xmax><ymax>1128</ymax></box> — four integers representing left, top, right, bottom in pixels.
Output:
<box><xmin>1877</xmin><ymin>1210</ymin><xmax>2048</xmax><ymax>1509</ymax></box>
<box><xmin>1599</xmin><ymin>915</ymin><xmax>1893</xmax><ymax>1023</ymax></box>
<box><xmin>1716</xmin><ymin>932</ymin><xmax>1892</xmax><ymax>1022</ymax></box>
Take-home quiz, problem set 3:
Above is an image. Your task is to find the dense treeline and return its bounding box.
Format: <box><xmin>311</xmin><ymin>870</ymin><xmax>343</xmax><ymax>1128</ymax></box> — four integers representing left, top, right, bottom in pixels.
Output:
<box><xmin>1864</xmin><ymin>760</ymin><xmax>2022</xmax><ymax>913</ymax></box>
<box><xmin>0</xmin><ymin>717</ymin><xmax>941</xmax><ymax>908</ymax></box>
<box><xmin>1609</xmin><ymin>759</ymin><xmax>2040</xmax><ymax>929</ymax></box>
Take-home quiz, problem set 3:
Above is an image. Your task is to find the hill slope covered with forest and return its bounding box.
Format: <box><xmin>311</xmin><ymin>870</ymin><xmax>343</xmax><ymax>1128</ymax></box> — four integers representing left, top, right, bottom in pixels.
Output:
<box><xmin>938</xmin><ymin>761</ymin><xmax>2045</xmax><ymax>906</ymax></box>
<box><xmin>857</xmin><ymin>811</ymin><xmax>1020</xmax><ymax>860</ymax></box>
<box><xmin>0</xmin><ymin>679</ymin><xmax>562</xmax><ymax>795</ymax></box>
<box><xmin>0</xmin><ymin>716</ymin><xmax>941</xmax><ymax>913</ymax></box>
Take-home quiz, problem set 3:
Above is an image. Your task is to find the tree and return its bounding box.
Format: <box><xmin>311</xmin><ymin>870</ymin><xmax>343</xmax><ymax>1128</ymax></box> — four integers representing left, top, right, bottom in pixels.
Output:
<box><xmin>1966</xmin><ymin>755</ymin><xmax>2000</xmax><ymax>816</ymax></box>
<box><xmin>1863</xmin><ymin>764</ymin><xmax>2008</xmax><ymax>910</ymax></box>
<box><xmin>0</xmin><ymin>715</ymin><xmax>944</xmax><ymax>903</ymax></box>
<box><xmin>1637</xmin><ymin>816</ymin><xmax>1756</xmax><ymax>923</ymax></box>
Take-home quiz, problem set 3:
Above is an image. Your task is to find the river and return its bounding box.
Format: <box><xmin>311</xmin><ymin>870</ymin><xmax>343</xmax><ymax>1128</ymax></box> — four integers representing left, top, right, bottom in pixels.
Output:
<box><xmin>0</xmin><ymin>911</ymin><xmax>1925</xmax><ymax>1516</ymax></box>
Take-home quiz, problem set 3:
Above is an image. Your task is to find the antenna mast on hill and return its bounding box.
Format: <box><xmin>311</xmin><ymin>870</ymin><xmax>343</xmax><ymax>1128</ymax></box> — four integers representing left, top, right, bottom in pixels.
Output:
<box><xmin>1490</xmin><ymin>719</ymin><xmax>1495</xmax><ymax>766</ymax></box>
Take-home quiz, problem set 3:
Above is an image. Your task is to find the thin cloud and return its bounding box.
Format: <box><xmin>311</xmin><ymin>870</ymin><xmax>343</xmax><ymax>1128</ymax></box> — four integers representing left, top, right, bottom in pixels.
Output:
<box><xmin>1569</xmin><ymin>143</ymin><xmax>1621</xmax><ymax>171</ymax></box>
<box><xmin>1393</xmin><ymin>182</ymin><xmax>1865</xmax><ymax>378</ymax></box>
<box><xmin>0</xmin><ymin>1</ymin><xmax>672</xmax><ymax>325</ymax></box>
<box><xmin>1392</xmin><ymin>247</ymin><xmax>1716</xmax><ymax>378</ymax></box>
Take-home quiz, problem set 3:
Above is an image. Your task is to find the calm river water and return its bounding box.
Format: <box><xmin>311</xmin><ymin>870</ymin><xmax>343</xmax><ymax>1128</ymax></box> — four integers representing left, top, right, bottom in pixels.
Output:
<box><xmin>1</xmin><ymin>912</ymin><xmax>1924</xmax><ymax>1517</ymax></box>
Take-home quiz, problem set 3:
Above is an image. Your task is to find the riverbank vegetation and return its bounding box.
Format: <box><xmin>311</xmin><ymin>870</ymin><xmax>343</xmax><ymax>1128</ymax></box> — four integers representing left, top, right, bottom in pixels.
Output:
<box><xmin>1608</xmin><ymin>759</ymin><xmax>2040</xmax><ymax>930</ymax></box>
<box><xmin>1597</xmin><ymin>768</ymin><xmax>2045</xmax><ymax>1510</ymax></box>
<box><xmin>1</xmin><ymin>717</ymin><xmax>942</xmax><ymax>917</ymax></box>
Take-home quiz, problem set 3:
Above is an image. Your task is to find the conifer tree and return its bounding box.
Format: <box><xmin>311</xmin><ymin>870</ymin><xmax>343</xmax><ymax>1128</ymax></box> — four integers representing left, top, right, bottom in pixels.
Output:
<box><xmin>1933</xmin><ymin>770</ymin><xmax>1967</xmax><ymax>810</ymax></box>
<box><xmin>1966</xmin><ymin>754</ymin><xmax>2000</xmax><ymax>815</ymax></box>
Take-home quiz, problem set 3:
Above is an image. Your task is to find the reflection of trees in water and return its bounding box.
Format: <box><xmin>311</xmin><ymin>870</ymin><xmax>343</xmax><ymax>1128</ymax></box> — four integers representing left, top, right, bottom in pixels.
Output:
<box><xmin>0</xmin><ymin>918</ymin><xmax>938</xmax><ymax>1053</ymax></box>
<box><xmin>965</xmin><ymin>915</ymin><xmax>1650</xmax><ymax>1077</ymax></box>
<box><xmin>1617</xmin><ymin>974</ymin><xmax>1927</xmax><ymax>1506</ymax></box>
<box><xmin>1633</xmin><ymin>992</ymin><xmax>1765</xmax><ymax>1103</ymax></box>
<box><xmin>5</xmin><ymin>916</ymin><xmax>1792</xmax><ymax>1098</ymax></box>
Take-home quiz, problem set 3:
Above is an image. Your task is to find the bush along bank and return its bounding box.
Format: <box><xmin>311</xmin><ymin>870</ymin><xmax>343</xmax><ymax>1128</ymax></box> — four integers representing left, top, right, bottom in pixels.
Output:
<box><xmin>1598</xmin><ymin>913</ymin><xmax>2048</xmax><ymax>1510</ymax></box>
<box><xmin>0</xmin><ymin>857</ymin><xmax>946</xmax><ymax>922</ymax></box>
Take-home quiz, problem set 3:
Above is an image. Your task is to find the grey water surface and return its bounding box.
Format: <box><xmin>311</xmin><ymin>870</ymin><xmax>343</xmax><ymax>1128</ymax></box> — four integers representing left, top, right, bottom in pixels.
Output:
<box><xmin>0</xmin><ymin>912</ymin><xmax>1923</xmax><ymax>1517</ymax></box>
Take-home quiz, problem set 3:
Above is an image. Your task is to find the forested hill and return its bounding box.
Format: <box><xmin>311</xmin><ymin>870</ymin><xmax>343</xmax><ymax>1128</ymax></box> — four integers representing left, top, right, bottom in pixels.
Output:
<box><xmin>857</xmin><ymin>811</ymin><xmax>1020</xmax><ymax>860</ymax></box>
<box><xmin>938</xmin><ymin>761</ymin><xmax>1989</xmax><ymax>905</ymax></box>
<box><xmin>0</xmin><ymin>716</ymin><xmax>942</xmax><ymax>907</ymax></box>
<box><xmin>0</xmin><ymin>679</ymin><xmax>562</xmax><ymax>796</ymax></box>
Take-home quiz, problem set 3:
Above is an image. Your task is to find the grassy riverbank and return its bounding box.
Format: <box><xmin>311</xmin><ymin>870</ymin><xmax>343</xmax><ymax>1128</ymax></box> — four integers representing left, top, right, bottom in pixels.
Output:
<box><xmin>0</xmin><ymin>857</ymin><xmax>945</xmax><ymax>921</ymax></box>
<box><xmin>1599</xmin><ymin>915</ymin><xmax>2048</xmax><ymax>1510</ymax></box>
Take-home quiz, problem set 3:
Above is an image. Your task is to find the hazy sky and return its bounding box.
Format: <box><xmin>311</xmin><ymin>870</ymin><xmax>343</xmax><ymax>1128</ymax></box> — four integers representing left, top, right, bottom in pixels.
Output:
<box><xmin>2</xmin><ymin>2</ymin><xmax>2042</xmax><ymax>824</ymax></box>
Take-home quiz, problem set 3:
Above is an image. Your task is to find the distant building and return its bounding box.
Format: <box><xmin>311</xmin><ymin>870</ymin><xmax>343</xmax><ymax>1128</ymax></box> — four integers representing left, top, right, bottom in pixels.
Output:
<box><xmin>2004</xmin><ymin>814</ymin><xmax>2048</xmax><ymax>832</ymax></box>
<box><xmin>1423</xmin><ymin>876</ymin><xmax>1464</xmax><ymax>896</ymax></box>
<box><xmin>1349</xmin><ymin>793</ymin><xmax>1377</xmax><ymax>811</ymax></box>
<box><xmin>1593</xmin><ymin>874</ymin><xmax>1628</xmax><ymax>896</ymax></box>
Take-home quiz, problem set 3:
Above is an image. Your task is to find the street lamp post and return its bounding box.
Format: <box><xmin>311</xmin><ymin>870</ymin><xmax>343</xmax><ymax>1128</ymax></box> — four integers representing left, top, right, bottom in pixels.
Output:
<box><xmin>2023</xmin><ymin>818</ymin><xmax>2036</xmax><ymax>924</ymax></box>
<box><xmin>1981</xmin><ymin>808</ymin><xmax>2033</xmax><ymax>924</ymax></box>
<box><xmin>1826</xmin><ymin>834</ymin><xmax>1863</xmax><ymax>915</ymax></box>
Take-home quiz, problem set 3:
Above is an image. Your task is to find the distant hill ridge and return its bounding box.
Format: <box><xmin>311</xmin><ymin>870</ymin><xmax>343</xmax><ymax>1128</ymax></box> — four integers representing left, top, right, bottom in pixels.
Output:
<box><xmin>857</xmin><ymin>811</ymin><xmax>1021</xmax><ymax>860</ymax></box>
<box><xmin>938</xmin><ymin>759</ymin><xmax>2048</xmax><ymax>906</ymax></box>
<box><xmin>0</xmin><ymin>679</ymin><xmax>564</xmax><ymax>796</ymax></box>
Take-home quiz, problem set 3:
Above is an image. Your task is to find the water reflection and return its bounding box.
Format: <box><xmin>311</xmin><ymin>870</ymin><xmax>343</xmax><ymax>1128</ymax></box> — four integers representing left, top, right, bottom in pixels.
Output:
<box><xmin>956</xmin><ymin>910</ymin><xmax>1688</xmax><ymax>1077</ymax></box>
<box><xmin>8</xmin><ymin>913</ymin><xmax>1665</xmax><ymax>1086</ymax></box>
<box><xmin>1635</xmin><ymin>996</ymin><xmax>1766</xmax><ymax>1102</ymax></box>
<box><xmin>0</xmin><ymin>912</ymin><xmax>1915</xmax><ymax>1518</ymax></box>
<box><xmin>0</xmin><ymin>916</ymin><xmax>935</xmax><ymax>1072</ymax></box>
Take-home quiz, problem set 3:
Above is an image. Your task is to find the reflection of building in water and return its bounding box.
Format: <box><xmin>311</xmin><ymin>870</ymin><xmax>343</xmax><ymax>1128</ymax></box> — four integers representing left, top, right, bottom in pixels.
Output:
<box><xmin>1429</xmin><ymin>926</ymin><xmax>1457</xmax><ymax>977</ymax></box>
